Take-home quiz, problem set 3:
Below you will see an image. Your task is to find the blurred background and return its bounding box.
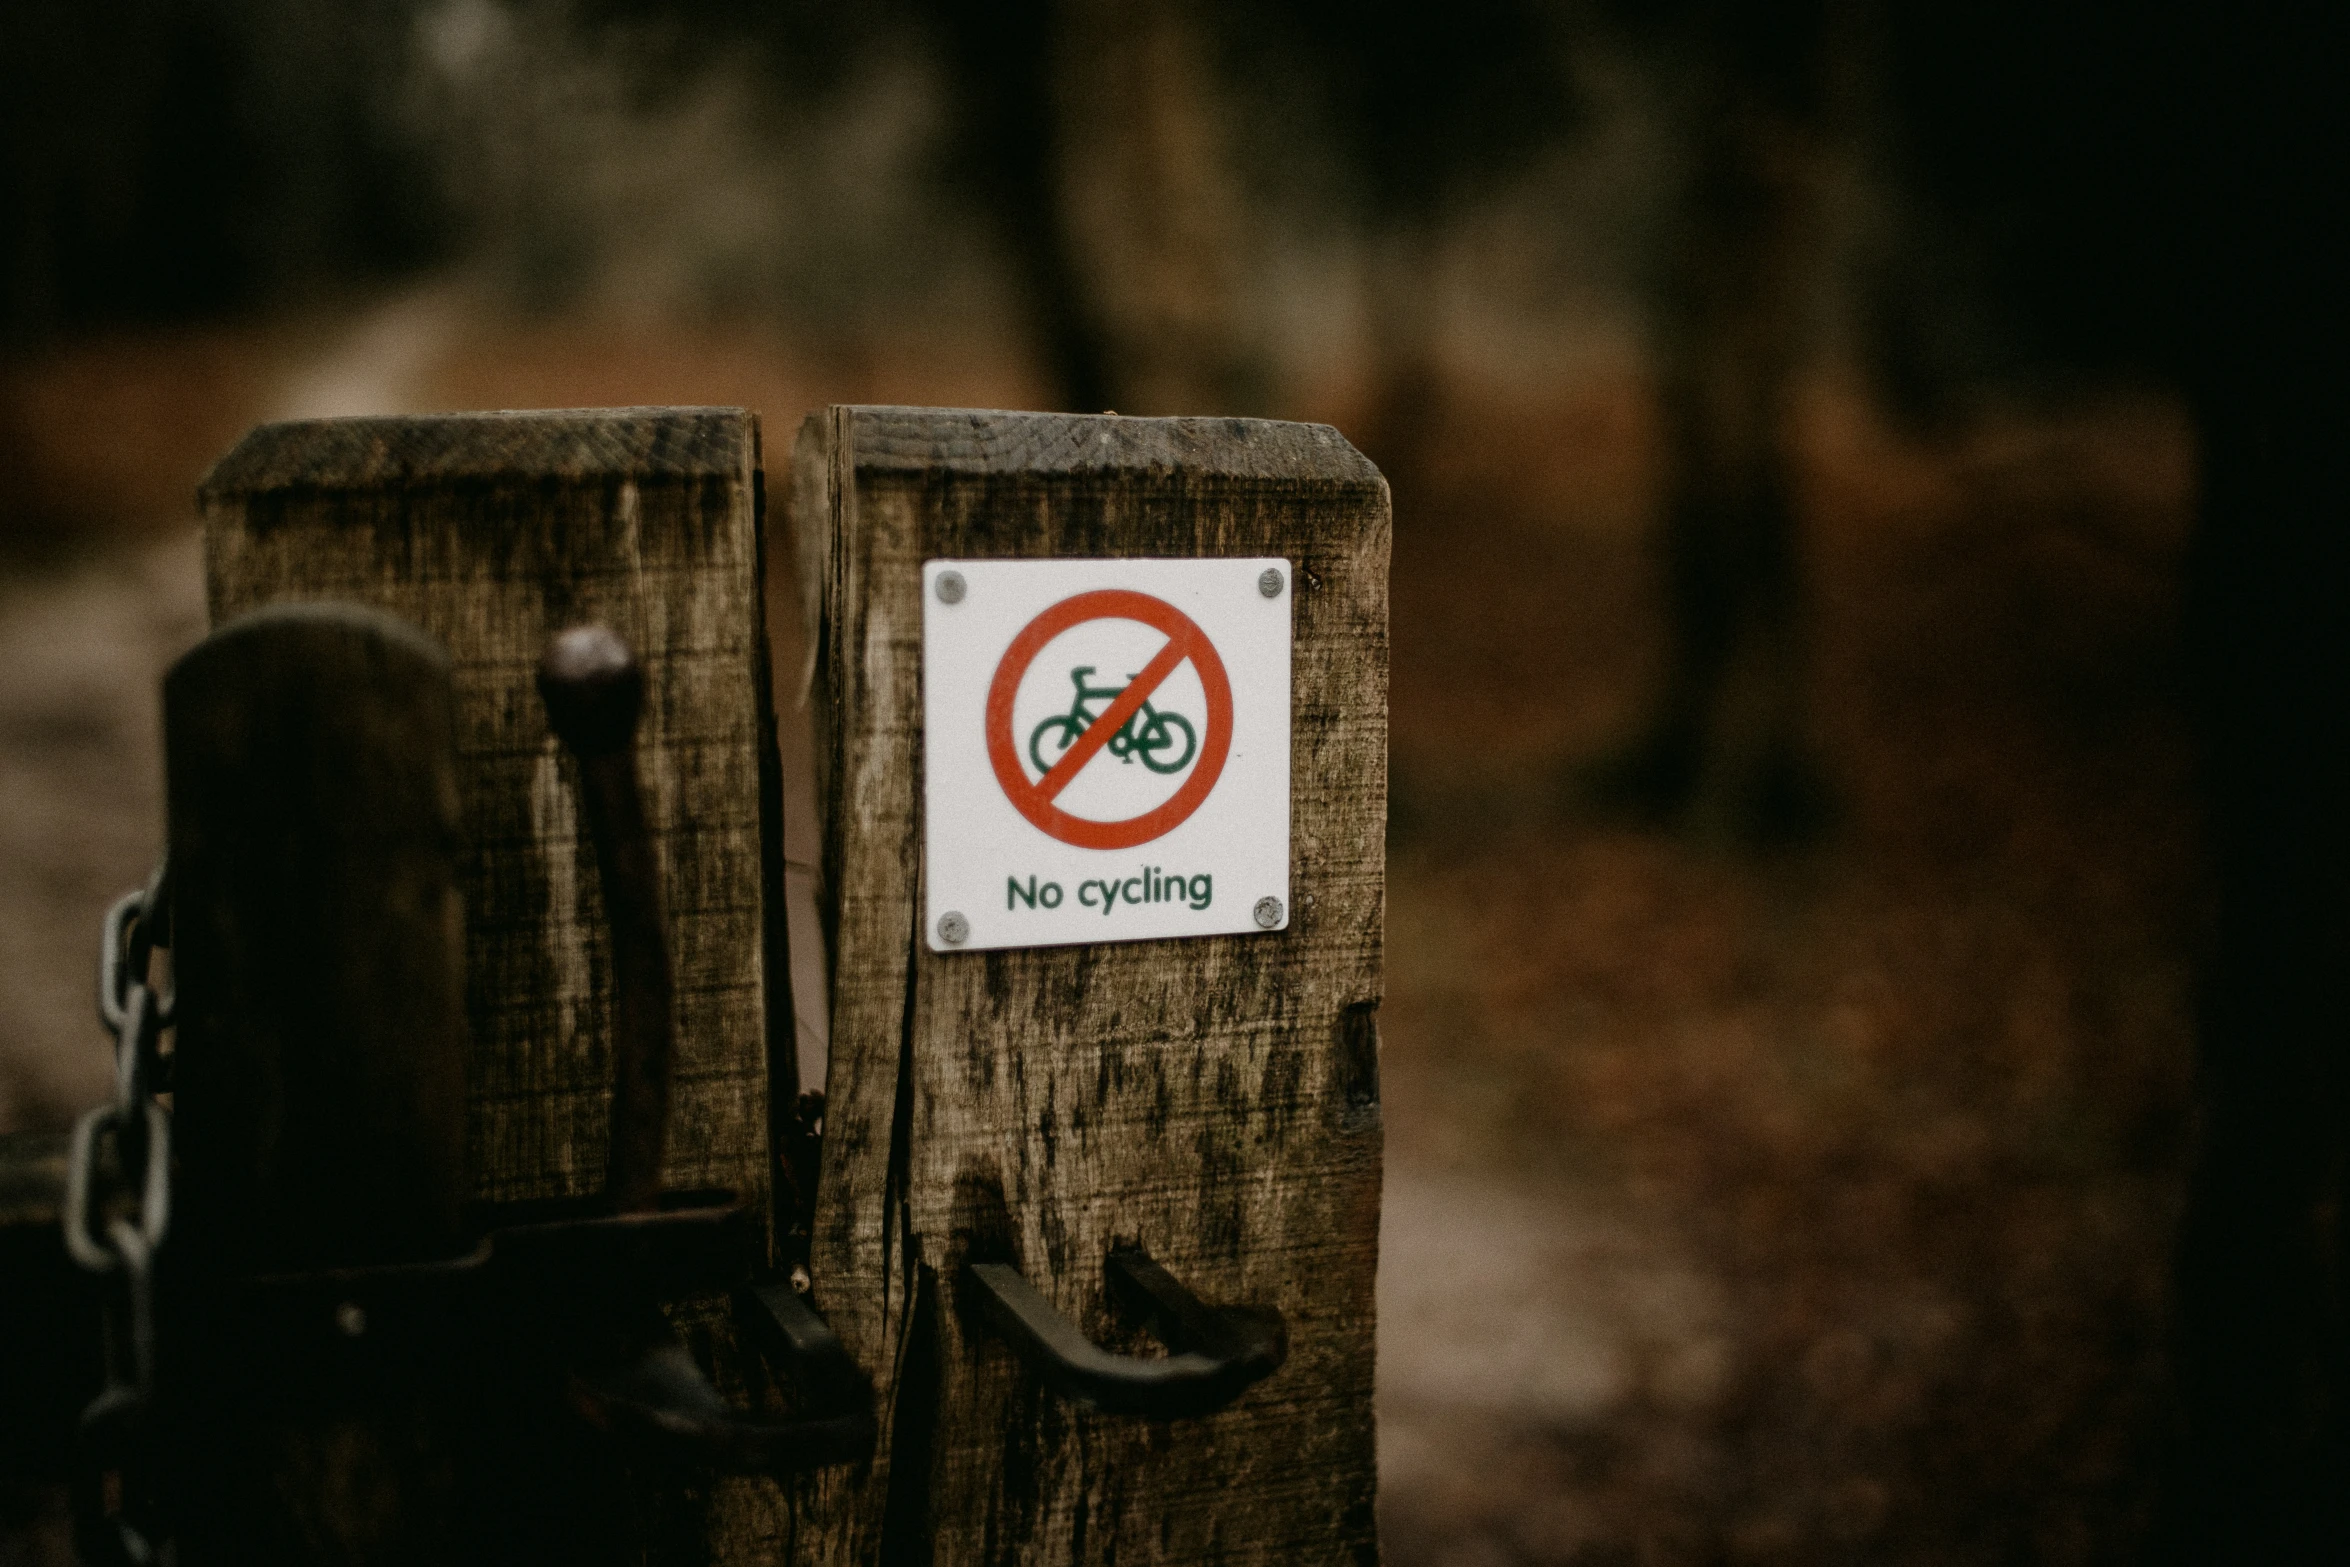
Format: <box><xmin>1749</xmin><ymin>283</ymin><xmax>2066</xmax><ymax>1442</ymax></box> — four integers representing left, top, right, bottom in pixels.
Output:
<box><xmin>3</xmin><ymin>2</ymin><xmax>2342</xmax><ymax>1563</ymax></box>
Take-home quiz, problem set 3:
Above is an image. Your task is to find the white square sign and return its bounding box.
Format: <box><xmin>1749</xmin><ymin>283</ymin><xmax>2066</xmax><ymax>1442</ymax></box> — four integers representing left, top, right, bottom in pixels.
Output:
<box><xmin>922</xmin><ymin>557</ymin><xmax>1292</xmax><ymax>952</ymax></box>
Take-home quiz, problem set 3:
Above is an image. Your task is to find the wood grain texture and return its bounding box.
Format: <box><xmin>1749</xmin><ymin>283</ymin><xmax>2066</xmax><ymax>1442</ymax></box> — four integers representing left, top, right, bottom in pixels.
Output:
<box><xmin>198</xmin><ymin>408</ymin><xmax>795</xmax><ymax>1560</ymax></box>
<box><xmin>791</xmin><ymin>406</ymin><xmax>1388</xmax><ymax>1565</ymax></box>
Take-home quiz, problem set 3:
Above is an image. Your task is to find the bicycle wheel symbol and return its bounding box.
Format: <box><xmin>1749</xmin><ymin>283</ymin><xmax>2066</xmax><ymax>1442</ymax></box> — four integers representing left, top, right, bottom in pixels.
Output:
<box><xmin>1028</xmin><ymin>666</ymin><xmax>1199</xmax><ymax>777</ymax></box>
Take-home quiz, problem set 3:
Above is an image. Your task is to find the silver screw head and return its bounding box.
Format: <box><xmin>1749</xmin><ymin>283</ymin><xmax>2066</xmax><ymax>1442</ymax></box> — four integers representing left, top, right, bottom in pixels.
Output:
<box><xmin>938</xmin><ymin>910</ymin><xmax>970</xmax><ymax>945</ymax></box>
<box><xmin>1253</xmin><ymin>896</ymin><xmax>1284</xmax><ymax>929</ymax></box>
<box><xmin>335</xmin><ymin>1301</ymin><xmax>367</xmax><ymax>1338</ymax></box>
<box><xmin>935</xmin><ymin>570</ymin><xmax>967</xmax><ymax>605</ymax></box>
<box><xmin>1258</xmin><ymin>566</ymin><xmax>1285</xmax><ymax>598</ymax></box>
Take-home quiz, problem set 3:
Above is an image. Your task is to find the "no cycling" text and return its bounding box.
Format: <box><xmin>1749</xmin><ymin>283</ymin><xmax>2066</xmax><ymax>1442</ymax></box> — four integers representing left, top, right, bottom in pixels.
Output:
<box><xmin>1007</xmin><ymin>869</ymin><xmax>1212</xmax><ymax>915</ymax></box>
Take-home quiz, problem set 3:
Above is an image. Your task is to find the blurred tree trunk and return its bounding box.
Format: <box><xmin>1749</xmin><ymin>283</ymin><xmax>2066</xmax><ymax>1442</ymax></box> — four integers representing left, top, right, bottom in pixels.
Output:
<box><xmin>1050</xmin><ymin>0</ymin><xmax>1266</xmax><ymax>416</ymax></box>
<box><xmin>928</xmin><ymin>0</ymin><xmax>1263</xmax><ymax>416</ymax></box>
<box><xmin>1592</xmin><ymin>1</ymin><xmax>1844</xmax><ymax>843</ymax></box>
<box><xmin>924</xmin><ymin>0</ymin><xmax>1111</xmax><ymax>413</ymax></box>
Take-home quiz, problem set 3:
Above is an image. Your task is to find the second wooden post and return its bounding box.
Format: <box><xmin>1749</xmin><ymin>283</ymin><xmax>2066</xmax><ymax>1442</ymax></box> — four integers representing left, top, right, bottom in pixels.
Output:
<box><xmin>790</xmin><ymin>407</ymin><xmax>1389</xmax><ymax>1564</ymax></box>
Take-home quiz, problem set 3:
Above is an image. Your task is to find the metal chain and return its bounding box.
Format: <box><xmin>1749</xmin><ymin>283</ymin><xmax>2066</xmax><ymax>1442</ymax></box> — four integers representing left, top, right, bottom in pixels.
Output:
<box><xmin>63</xmin><ymin>860</ymin><xmax>177</xmax><ymax>1567</ymax></box>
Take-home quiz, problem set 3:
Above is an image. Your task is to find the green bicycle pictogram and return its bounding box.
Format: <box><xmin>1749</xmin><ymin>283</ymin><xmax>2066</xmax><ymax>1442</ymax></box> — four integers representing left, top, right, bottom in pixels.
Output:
<box><xmin>1029</xmin><ymin>665</ymin><xmax>1198</xmax><ymax>777</ymax></box>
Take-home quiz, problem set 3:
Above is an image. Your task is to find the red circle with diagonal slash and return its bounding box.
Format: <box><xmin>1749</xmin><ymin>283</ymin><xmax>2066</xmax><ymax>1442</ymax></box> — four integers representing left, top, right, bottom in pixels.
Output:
<box><xmin>985</xmin><ymin>589</ymin><xmax>1233</xmax><ymax>850</ymax></box>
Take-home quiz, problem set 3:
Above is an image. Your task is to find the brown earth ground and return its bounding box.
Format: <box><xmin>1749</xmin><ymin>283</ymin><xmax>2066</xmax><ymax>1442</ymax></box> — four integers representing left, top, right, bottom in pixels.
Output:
<box><xmin>1</xmin><ymin>309</ymin><xmax>2200</xmax><ymax>1563</ymax></box>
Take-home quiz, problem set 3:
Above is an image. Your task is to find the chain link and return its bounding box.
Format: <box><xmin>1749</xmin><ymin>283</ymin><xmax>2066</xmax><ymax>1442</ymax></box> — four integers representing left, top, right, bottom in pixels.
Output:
<box><xmin>64</xmin><ymin>860</ymin><xmax>177</xmax><ymax>1567</ymax></box>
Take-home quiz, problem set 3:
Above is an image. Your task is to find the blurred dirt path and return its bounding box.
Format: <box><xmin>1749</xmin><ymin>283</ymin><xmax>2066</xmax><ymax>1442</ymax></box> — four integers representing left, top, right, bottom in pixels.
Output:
<box><xmin>270</xmin><ymin>287</ymin><xmax>469</xmax><ymax>421</ymax></box>
<box><xmin>0</xmin><ymin>532</ymin><xmax>204</xmax><ymax>1129</ymax></box>
<box><xmin>1378</xmin><ymin>1163</ymin><xmax>1732</xmax><ymax>1564</ymax></box>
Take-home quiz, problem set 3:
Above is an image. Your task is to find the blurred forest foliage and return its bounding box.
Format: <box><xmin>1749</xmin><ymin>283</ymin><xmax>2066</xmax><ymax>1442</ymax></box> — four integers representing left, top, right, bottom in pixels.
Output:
<box><xmin>4</xmin><ymin>0</ymin><xmax>2230</xmax><ymax>845</ymax></box>
<box><xmin>4</xmin><ymin>0</ymin><xmax>2187</xmax><ymax>527</ymax></box>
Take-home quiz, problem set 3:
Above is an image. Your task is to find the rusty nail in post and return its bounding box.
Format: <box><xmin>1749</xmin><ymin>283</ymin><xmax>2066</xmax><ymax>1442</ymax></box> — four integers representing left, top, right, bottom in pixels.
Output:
<box><xmin>938</xmin><ymin>911</ymin><xmax>970</xmax><ymax>945</ymax></box>
<box><xmin>1254</xmin><ymin>897</ymin><xmax>1284</xmax><ymax>929</ymax></box>
<box><xmin>936</xmin><ymin>571</ymin><xmax>967</xmax><ymax>605</ymax></box>
<box><xmin>1258</xmin><ymin>567</ymin><xmax>1284</xmax><ymax>598</ymax></box>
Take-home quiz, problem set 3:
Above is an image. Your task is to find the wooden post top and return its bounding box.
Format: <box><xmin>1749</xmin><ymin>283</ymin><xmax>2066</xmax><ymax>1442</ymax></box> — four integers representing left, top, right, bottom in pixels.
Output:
<box><xmin>806</xmin><ymin>405</ymin><xmax>1383</xmax><ymax>482</ymax></box>
<box><xmin>198</xmin><ymin>407</ymin><xmax>756</xmax><ymax>495</ymax></box>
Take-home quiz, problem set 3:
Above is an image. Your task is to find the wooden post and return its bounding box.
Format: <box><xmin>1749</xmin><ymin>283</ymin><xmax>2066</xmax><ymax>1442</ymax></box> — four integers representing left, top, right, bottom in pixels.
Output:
<box><xmin>789</xmin><ymin>407</ymin><xmax>1389</xmax><ymax>1563</ymax></box>
<box><xmin>196</xmin><ymin>409</ymin><xmax>796</xmax><ymax>1560</ymax></box>
<box><xmin>165</xmin><ymin>603</ymin><xmax>472</xmax><ymax>1275</ymax></box>
<box><xmin>161</xmin><ymin>603</ymin><xmax>475</xmax><ymax>1565</ymax></box>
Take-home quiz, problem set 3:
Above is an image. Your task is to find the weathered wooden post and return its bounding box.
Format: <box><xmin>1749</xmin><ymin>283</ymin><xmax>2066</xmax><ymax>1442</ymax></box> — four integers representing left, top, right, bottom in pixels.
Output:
<box><xmin>789</xmin><ymin>407</ymin><xmax>1389</xmax><ymax>1563</ymax></box>
<box><xmin>194</xmin><ymin>409</ymin><xmax>802</xmax><ymax>1559</ymax></box>
<box><xmin>159</xmin><ymin>603</ymin><xmax>477</xmax><ymax>1563</ymax></box>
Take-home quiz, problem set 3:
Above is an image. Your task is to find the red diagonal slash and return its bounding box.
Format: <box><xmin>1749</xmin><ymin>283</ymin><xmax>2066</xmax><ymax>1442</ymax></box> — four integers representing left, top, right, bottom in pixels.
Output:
<box><xmin>1033</xmin><ymin>626</ymin><xmax>1199</xmax><ymax>800</ymax></box>
<box><xmin>984</xmin><ymin>588</ymin><xmax>1234</xmax><ymax>851</ymax></box>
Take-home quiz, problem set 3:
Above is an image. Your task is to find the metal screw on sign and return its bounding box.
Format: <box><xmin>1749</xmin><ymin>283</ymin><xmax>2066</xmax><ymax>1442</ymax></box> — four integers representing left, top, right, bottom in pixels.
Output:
<box><xmin>938</xmin><ymin>911</ymin><xmax>971</xmax><ymax>945</ymax></box>
<box><xmin>1254</xmin><ymin>897</ymin><xmax>1283</xmax><ymax>929</ymax></box>
<box><xmin>1258</xmin><ymin>568</ymin><xmax>1284</xmax><ymax>598</ymax></box>
<box><xmin>936</xmin><ymin>571</ymin><xmax>967</xmax><ymax>605</ymax></box>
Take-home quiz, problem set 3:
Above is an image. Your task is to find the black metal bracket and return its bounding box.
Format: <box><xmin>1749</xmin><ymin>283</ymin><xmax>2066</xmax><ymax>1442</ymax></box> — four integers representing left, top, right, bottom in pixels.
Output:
<box><xmin>228</xmin><ymin>1188</ymin><xmax>875</xmax><ymax>1478</ymax></box>
<box><xmin>527</xmin><ymin>627</ymin><xmax>875</xmax><ymax>1473</ymax></box>
<box><xmin>571</xmin><ymin>1278</ymin><xmax>876</xmax><ymax>1474</ymax></box>
<box><xmin>174</xmin><ymin>624</ymin><xmax>879</xmax><ymax>1483</ymax></box>
<box><xmin>965</xmin><ymin>1248</ymin><xmax>1286</xmax><ymax>1419</ymax></box>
